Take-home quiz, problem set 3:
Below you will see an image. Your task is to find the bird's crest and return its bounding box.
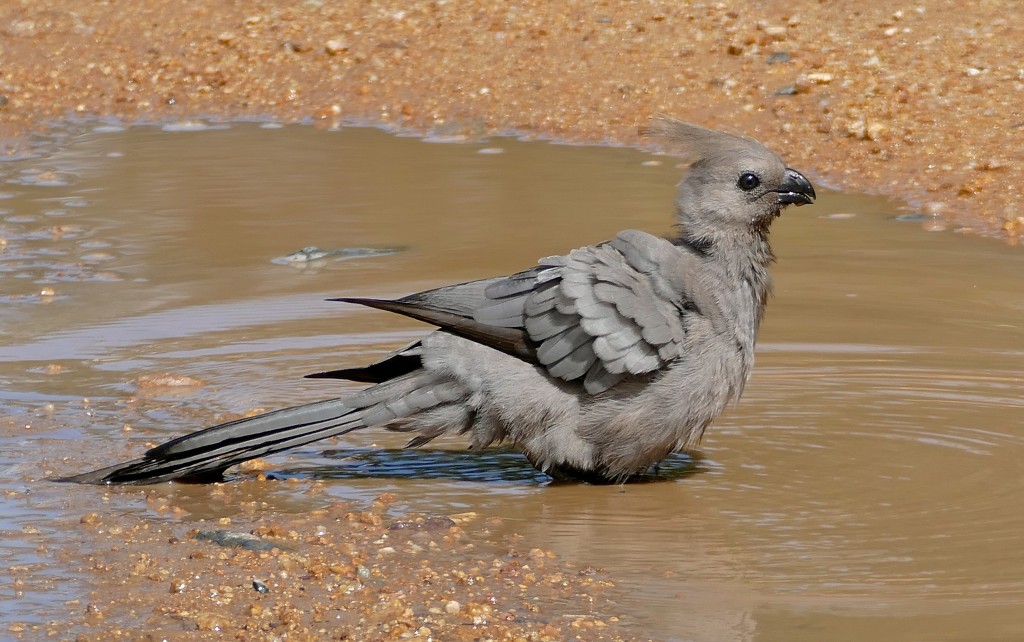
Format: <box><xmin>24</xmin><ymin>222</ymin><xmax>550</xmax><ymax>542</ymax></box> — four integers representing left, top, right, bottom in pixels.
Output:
<box><xmin>640</xmin><ymin>117</ymin><xmax>770</xmax><ymax>165</ymax></box>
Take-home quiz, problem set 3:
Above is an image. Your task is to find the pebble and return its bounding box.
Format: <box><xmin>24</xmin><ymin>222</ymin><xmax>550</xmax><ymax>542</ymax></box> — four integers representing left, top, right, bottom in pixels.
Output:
<box><xmin>804</xmin><ymin>72</ymin><xmax>834</xmax><ymax>85</ymax></box>
<box><xmin>325</xmin><ymin>39</ymin><xmax>348</xmax><ymax>55</ymax></box>
<box><xmin>194</xmin><ymin>530</ymin><xmax>277</xmax><ymax>551</ymax></box>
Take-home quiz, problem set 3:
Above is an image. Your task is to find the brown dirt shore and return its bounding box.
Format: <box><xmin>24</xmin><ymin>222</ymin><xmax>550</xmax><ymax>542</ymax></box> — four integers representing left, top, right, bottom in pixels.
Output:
<box><xmin>1</xmin><ymin>0</ymin><xmax>1023</xmax><ymax>240</ymax></box>
<box><xmin>45</xmin><ymin>486</ymin><xmax>636</xmax><ymax>641</ymax></box>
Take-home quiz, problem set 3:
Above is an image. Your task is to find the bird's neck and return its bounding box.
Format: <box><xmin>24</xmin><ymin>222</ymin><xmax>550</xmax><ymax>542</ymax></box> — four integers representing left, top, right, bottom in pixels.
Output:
<box><xmin>672</xmin><ymin>200</ymin><xmax>776</xmax><ymax>270</ymax></box>
<box><xmin>674</xmin><ymin>225</ymin><xmax>776</xmax><ymax>274</ymax></box>
<box><xmin>674</xmin><ymin>225</ymin><xmax>776</xmax><ymax>328</ymax></box>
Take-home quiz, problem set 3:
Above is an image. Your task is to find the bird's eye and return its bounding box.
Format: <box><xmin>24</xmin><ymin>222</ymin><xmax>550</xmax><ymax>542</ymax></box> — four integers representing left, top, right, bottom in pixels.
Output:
<box><xmin>737</xmin><ymin>172</ymin><xmax>760</xmax><ymax>191</ymax></box>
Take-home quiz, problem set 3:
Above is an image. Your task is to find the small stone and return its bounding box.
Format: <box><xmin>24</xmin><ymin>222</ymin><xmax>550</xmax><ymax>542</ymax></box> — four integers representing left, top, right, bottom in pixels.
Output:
<box><xmin>311</xmin><ymin>105</ymin><xmax>338</xmax><ymax>124</ymax></box>
<box><xmin>865</xmin><ymin>122</ymin><xmax>887</xmax><ymax>140</ymax></box>
<box><xmin>195</xmin><ymin>612</ymin><xmax>227</xmax><ymax>632</ymax></box>
<box><xmin>217</xmin><ymin>32</ymin><xmax>236</xmax><ymax>45</ymax></box>
<box><xmin>285</xmin><ymin>41</ymin><xmax>311</xmax><ymax>53</ymax></box>
<box><xmin>845</xmin><ymin>119</ymin><xmax>867</xmax><ymax>139</ymax></box>
<box><xmin>238</xmin><ymin>458</ymin><xmax>270</xmax><ymax>472</ymax></box>
<box><xmin>444</xmin><ymin>600</ymin><xmax>461</xmax><ymax>614</ymax></box>
<box><xmin>1001</xmin><ymin>216</ymin><xmax>1024</xmax><ymax>234</ymax></box>
<box><xmin>325</xmin><ymin>39</ymin><xmax>348</xmax><ymax>55</ymax></box>
<box><xmin>194</xmin><ymin>530</ymin><xmax>276</xmax><ymax>552</ymax></box>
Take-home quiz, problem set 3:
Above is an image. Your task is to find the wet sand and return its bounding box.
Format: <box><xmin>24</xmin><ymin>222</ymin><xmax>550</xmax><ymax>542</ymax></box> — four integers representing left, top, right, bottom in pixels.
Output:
<box><xmin>1</xmin><ymin>0</ymin><xmax>1022</xmax><ymax>240</ymax></box>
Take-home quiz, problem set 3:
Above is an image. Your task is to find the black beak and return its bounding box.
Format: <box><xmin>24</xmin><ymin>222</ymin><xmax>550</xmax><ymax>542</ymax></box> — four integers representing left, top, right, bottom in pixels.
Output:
<box><xmin>776</xmin><ymin>168</ymin><xmax>816</xmax><ymax>206</ymax></box>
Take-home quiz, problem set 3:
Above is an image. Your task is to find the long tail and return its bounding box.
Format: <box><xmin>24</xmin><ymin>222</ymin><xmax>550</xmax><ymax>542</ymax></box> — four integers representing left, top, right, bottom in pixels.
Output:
<box><xmin>61</xmin><ymin>372</ymin><xmax>461</xmax><ymax>485</ymax></box>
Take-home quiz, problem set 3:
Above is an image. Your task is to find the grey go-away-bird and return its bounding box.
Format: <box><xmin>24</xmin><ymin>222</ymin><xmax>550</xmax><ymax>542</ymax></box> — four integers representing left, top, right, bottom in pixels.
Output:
<box><xmin>62</xmin><ymin>118</ymin><xmax>815</xmax><ymax>485</ymax></box>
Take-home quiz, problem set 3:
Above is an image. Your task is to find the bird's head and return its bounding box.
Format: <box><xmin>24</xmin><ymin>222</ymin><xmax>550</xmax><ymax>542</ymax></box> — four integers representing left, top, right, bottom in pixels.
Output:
<box><xmin>642</xmin><ymin>118</ymin><xmax>815</xmax><ymax>246</ymax></box>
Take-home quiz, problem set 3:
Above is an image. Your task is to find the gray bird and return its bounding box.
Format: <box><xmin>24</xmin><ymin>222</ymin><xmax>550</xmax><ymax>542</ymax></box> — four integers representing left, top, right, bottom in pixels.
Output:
<box><xmin>62</xmin><ymin>118</ymin><xmax>815</xmax><ymax>485</ymax></box>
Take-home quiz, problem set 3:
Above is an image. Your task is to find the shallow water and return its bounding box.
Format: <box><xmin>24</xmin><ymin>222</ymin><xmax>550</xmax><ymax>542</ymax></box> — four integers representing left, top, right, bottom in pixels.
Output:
<box><xmin>1</xmin><ymin>122</ymin><xmax>1022</xmax><ymax>640</ymax></box>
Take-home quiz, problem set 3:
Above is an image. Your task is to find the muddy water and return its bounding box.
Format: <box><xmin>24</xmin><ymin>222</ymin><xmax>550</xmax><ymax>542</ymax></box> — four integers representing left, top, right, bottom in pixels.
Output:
<box><xmin>1</xmin><ymin>123</ymin><xmax>1022</xmax><ymax>640</ymax></box>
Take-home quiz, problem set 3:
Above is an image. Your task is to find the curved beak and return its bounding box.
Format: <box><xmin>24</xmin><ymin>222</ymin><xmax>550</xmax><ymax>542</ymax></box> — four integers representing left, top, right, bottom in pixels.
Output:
<box><xmin>776</xmin><ymin>168</ymin><xmax>816</xmax><ymax>206</ymax></box>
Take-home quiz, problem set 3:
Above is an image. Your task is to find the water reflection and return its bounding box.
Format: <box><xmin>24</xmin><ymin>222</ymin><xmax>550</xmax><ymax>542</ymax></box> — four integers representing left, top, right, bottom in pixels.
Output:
<box><xmin>271</xmin><ymin>447</ymin><xmax>698</xmax><ymax>485</ymax></box>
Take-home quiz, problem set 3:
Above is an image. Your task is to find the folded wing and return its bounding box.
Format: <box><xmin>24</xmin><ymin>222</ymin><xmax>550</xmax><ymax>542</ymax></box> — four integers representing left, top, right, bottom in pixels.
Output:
<box><xmin>337</xmin><ymin>230</ymin><xmax>701</xmax><ymax>395</ymax></box>
<box><xmin>475</xmin><ymin>230</ymin><xmax>689</xmax><ymax>393</ymax></box>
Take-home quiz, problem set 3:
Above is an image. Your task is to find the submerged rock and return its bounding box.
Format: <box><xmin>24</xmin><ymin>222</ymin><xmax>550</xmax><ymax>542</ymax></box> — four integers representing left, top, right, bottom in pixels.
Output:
<box><xmin>271</xmin><ymin>245</ymin><xmax>404</xmax><ymax>265</ymax></box>
<box><xmin>194</xmin><ymin>529</ymin><xmax>279</xmax><ymax>552</ymax></box>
